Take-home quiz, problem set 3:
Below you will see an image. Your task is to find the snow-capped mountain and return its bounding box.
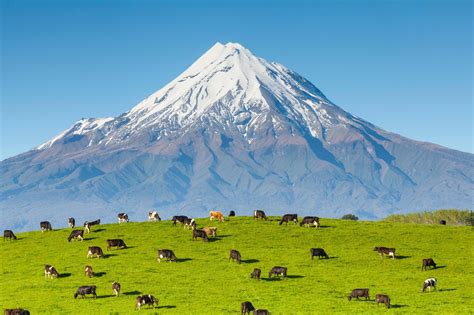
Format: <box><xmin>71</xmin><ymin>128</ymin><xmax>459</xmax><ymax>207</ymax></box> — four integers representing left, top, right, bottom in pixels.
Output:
<box><xmin>1</xmin><ymin>42</ymin><xmax>473</xmax><ymax>231</ymax></box>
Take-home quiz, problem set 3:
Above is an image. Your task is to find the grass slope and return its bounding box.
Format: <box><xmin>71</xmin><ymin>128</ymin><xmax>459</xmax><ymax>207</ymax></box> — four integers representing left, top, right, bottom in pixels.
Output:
<box><xmin>1</xmin><ymin>217</ymin><xmax>473</xmax><ymax>314</ymax></box>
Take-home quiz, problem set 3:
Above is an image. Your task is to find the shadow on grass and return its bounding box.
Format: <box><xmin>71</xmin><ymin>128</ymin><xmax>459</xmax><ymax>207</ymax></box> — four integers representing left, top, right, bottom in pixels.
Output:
<box><xmin>102</xmin><ymin>254</ymin><xmax>118</xmax><ymax>259</ymax></box>
<box><xmin>176</xmin><ymin>258</ymin><xmax>192</xmax><ymax>263</ymax></box>
<box><xmin>286</xmin><ymin>275</ymin><xmax>305</xmax><ymax>279</ymax></box>
<box><xmin>84</xmin><ymin>237</ymin><xmax>97</xmax><ymax>241</ymax></box>
<box><xmin>94</xmin><ymin>272</ymin><xmax>106</xmax><ymax>277</ymax></box>
<box><xmin>207</xmin><ymin>238</ymin><xmax>222</xmax><ymax>243</ymax></box>
<box><xmin>434</xmin><ymin>265</ymin><xmax>447</xmax><ymax>269</ymax></box>
<box><xmin>58</xmin><ymin>273</ymin><xmax>72</xmax><ymax>278</ymax></box>
<box><xmin>123</xmin><ymin>291</ymin><xmax>141</xmax><ymax>296</ymax></box>
<box><xmin>123</xmin><ymin>246</ymin><xmax>136</xmax><ymax>249</ymax></box>
<box><xmin>158</xmin><ymin>305</ymin><xmax>177</xmax><ymax>309</ymax></box>
<box><xmin>317</xmin><ymin>225</ymin><xmax>333</xmax><ymax>229</ymax></box>
<box><xmin>241</xmin><ymin>259</ymin><xmax>259</xmax><ymax>264</ymax></box>
<box><xmin>93</xmin><ymin>228</ymin><xmax>106</xmax><ymax>232</ymax></box>
<box><xmin>391</xmin><ymin>304</ymin><xmax>408</xmax><ymax>308</ymax></box>
<box><xmin>395</xmin><ymin>256</ymin><xmax>411</xmax><ymax>260</ymax></box>
<box><xmin>215</xmin><ymin>235</ymin><xmax>232</xmax><ymax>238</ymax></box>
<box><xmin>439</xmin><ymin>288</ymin><xmax>456</xmax><ymax>292</ymax></box>
<box><xmin>96</xmin><ymin>294</ymin><xmax>115</xmax><ymax>299</ymax></box>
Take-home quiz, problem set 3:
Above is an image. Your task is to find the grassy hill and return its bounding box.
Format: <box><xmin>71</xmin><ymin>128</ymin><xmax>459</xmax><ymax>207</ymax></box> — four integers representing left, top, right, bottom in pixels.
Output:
<box><xmin>1</xmin><ymin>216</ymin><xmax>472</xmax><ymax>314</ymax></box>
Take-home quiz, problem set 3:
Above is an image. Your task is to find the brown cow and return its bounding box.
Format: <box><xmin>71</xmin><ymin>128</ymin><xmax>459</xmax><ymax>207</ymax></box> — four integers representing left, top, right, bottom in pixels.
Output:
<box><xmin>202</xmin><ymin>227</ymin><xmax>217</xmax><ymax>237</ymax></box>
<box><xmin>210</xmin><ymin>211</ymin><xmax>224</xmax><ymax>222</ymax></box>
<box><xmin>84</xmin><ymin>265</ymin><xmax>93</xmax><ymax>278</ymax></box>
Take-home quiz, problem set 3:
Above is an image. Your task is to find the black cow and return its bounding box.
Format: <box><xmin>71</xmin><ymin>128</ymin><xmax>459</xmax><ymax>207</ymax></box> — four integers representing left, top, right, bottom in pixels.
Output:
<box><xmin>68</xmin><ymin>217</ymin><xmax>75</xmax><ymax>228</ymax></box>
<box><xmin>4</xmin><ymin>309</ymin><xmax>30</xmax><ymax>315</ymax></box>
<box><xmin>74</xmin><ymin>285</ymin><xmax>97</xmax><ymax>299</ymax></box>
<box><xmin>375</xmin><ymin>294</ymin><xmax>391</xmax><ymax>308</ymax></box>
<box><xmin>192</xmin><ymin>229</ymin><xmax>208</xmax><ymax>242</ymax></box>
<box><xmin>348</xmin><ymin>288</ymin><xmax>370</xmax><ymax>301</ymax></box>
<box><xmin>157</xmin><ymin>249</ymin><xmax>177</xmax><ymax>262</ymax></box>
<box><xmin>106</xmin><ymin>239</ymin><xmax>127</xmax><ymax>250</ymax></box>
<box><xmin>250</xmin><ymin>268</ymin><xmax>261</xmax><ymax>280</ymax></box>
<box><xmin>253</xmin><ymin>210</ymin><xmax>267</xmax><ymax>220</ymax></box>
<box><xmin>87</xmin><ymin>246</ymin><xmax>104</xmax><ymax>258</ymax></box>
<box><xmin>68</xmin><ymin>230</ymin><xmax>84</xmax><ymax>242</ymax></box>
<box><xmin>310</xmin><ymin>248</ymin><xmax>329</xmax><ymax>259</ymax></box>
<box><xmin>229</xmin><ymin>249</ymin><xmax>242</xmax><ymax>264</ymax></box>
<box><xmin>268</xmin><ymin>266</ymin><xmax>287</xmax><ymax>279</ymax></box>
<box><xmin>40</xmin><ymin>221</ymin><xmax>52</xmax><ymax>232</ymax></box>
<box><xmin>135</xmin><ymin>294</ymin><xmax>158</xmax><ymax>310</ymax></box>
<box><xmin>85</xmin><ymin>219</ymin><xmax>100</xmax><ymax>226</ymax></box>
<box><xmin>374</xmin><ymin>247</ymin><xmax>396</xmax><ymax>259</ymax></box>
<box><xmin>300</xmin><ymin>216</ymin><xmax>320</xmax><ymax>228</ymax></box>
<box><xmin>112</xmin><ymin>281</ymin><xmax>121</xmax><ymax>296</ymax></box>
<box><xmin>117</xmin><ymin>213</ymin><xmax>129</xmax><ymax>223</ymax></box>
<box><xmin>254</xmin><ymin>310</ymin><xmax>270</xmax><ymax>315</ymax></box>
<box><xmin>279</xmin><ymin>214</ymin><xmax>298</xmax><ymax>225</ymax></box>
<box><xmin>422</xmin><ymin>278</ymin><xmax>437</xmax><ymax>292</ymax></box>
<box><xmin>439</xmin><ymin>220</ymin><xmax>447</xmax><ymax>225</ymax></box>
<box><xmin>44</xmin><ymin>264</ymin><xmax>59</xmax><ymax>278</ymax></box>
<box><xmin>184</xmin><ymin>218</ymin><xmax>196</xmax><ymax>230</ymax></box>
<box><xmin>172</xmin><ymin>215</ymin><xmax>188</xmax><ymax>226</ymax></box>
<box><xmin>3</xmin><ymin>230</ymin><xmax>17</xmax><ymax>240</ymax></box>
<box><xmin>241</xmin><ymin>301</ymin><xmax>255</xmax><ymax>314</ymax></box>
<box><xmin>229</xmin><ymin>210</ymin><xmax>236</xmax><ymax>217</ymax></box>
<box><xmin>422</xmin><ymin>258</ymin><xmax>437</xmax><ymax>271</ymax></box>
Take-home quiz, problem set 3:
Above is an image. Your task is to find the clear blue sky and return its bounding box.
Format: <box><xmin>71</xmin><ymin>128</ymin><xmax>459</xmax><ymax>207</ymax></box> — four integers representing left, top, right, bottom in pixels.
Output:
<box><xmin>1</xmin><ymin>0</ymin><xmax>472</xmax><ymax>160</ymax></box>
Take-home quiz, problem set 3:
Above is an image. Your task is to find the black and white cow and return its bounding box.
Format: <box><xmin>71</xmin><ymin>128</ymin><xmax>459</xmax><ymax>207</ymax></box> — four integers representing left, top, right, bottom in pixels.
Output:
<box><xmin>112</xmin><ymin>281</ymin><xmax>121</xmax><ymax>296</ymax></box>
<box><xmin>241</xmin><ymin>301</ymin><xmax>255</xmax><ymax>314</ymax></box>
<box><xmin>68</xmin><ymin>217</ymin><xmax>75</xmax><ymax>228</ymax></box>
<box><xmin>192</xmin><ymin>229</ymin><xmax>208</xmax><ymax>242</ymax></box>
<box><xmin>422</xmin><ymin>258</ymin><xmax>437</xmax><ymax>271</ymax></box>
<box><xmin>184</xmin><ymin>218</ymin><xmax>196</xmax><ymax>230</ymax></box>
<box><xmin>310</xmin><ymin>248</ymin><xmax>329</xmax><ymax>259</ymax></box>
<box><xmin>84</xmin><ymin>219</ymin><xmax>100</xmax><ymax>233</ymax></box>
<box><xmin>250</xmin><ymin>268</ymin><xmax>261</xmax><ymax>280</ymax></box>
<box><xmin>229</xmin><ymin>249</ymin><xmax>242</xmax><ymax>264</ymax></box>
<box><xmin>117</xmin><ymin>213</ymin><xmax>129</xmax><ymax>223</ymax></box>
<box><xmin>87</xmin><ymin>246</ymin><xmax>104</xmax><ymax>258</ymax></box>
<box><xmin>84</xmin><ymin>265</ymin><xmax>93</xmax><ymax>278</ymax></box>
<box><xmin>106</xmin><ymin>239</ymin><xmax>127</xmax><ymax>250</ymax></box>
<box><xmin>157</xmin><ymin>249</ymin><xmax>177</xmax><ymax>262</ymax></box>
<box><xmin>74</xmin><ymin>285</ymin><xmax>97</xmax><ymax>299</ymax></box>
<box><xmin>148</xmin><ymin>211</ymin><xmax>161</xmax><ymax>221</ymax></box>
<box><xmin>4</xmin><ymin>308</ymin><xmax>30</xmax><ymax>315</ymax></box>
<box><xmin>268</xmin><ymin>266</ymin><xmax>287</xmax><ymax>279</ymax></box>
<box><xmin>253</xmin><ymin>310</ymin><xmax>270</xmax><ymax>315</ymax></box>
<box><xmin>135</xmin><ymin>294</ymin><xmax>158</xmax><ymax>309</ymax></box>
<box><xmin>374</xmin><ymin>247</ymin><xmax>396</xmax><ymax>259</ymax></box>
<box><xmin>229</xmin><ymin>210</ymin><xmax>236</xmax><ymax>217</ymax></box>
<box><xmin>279</xmin><ymin>214</ymin><xmax>298</xmax><ymax>225</ymax></box>
<box><xmin>348</xmin><ymin>288</ymin><xmax>370</xmax><ymax>301</ymax></box>
<box><xmin>68</xmin><ymin>230</ymin><xmax>84</xmax><ymax>242</ymax></box>
<box><xmin>375</xmin><ymin>294</ymin><xmax>391</xmax><ymax>308</ymax></box>
<box><xmin>253</xmin><ymin>210</ymin><xmax>267</xmax><ymax>220</ymax></box>
<box><xmin>422</xmin><ymin>278</ymin><xmax>437</xmax><ymax>292</ymax></box>
<box><xmin>172</xmin><ymin>215</ymin><xmax>189</xmax><ymax>226</ymax></box>
<box><xmin>3</xmin><ymin>230</ymin><xmax>17</xmax><ymax>240</ymax></box>
<box><xmin>44</xmin><ymin>264</ymin><xmax>59</xmax><ymax>278</ymax></box>
<box><xmin>40</xmin><ymin>221</ymin><xmax>52</xmax><ymax>232</ymax></box>
<box><xmin>300</xmin><ymin>216</ymin><xmax>320</xmax><ymax>228</ymax></box>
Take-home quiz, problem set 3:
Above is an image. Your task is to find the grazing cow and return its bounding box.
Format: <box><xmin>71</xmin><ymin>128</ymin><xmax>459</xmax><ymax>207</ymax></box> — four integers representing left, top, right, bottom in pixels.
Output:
<box><xmin>68</xmin><ymin>217</ymin><xmax>75</xmax><ymax>228</ymax></box>
<box><xmin>268</xmin><ymin>266</ymin><xmax>287</xmax><ymax>279</ymax></box>
<box><xmin>84</xmin><ymin>265</ymin><xmax>93</xmax><ymax>278</ymax></box>
<box><xmin>347</xmin><ymin>288</ymin><xmax>370</xmax><ymax>301</ymax></box>
<box><xmin>422</xmin><ymin>258</ymin><xmax>437</xmax><ymax>271</ymax></box>
<box><xmin>279</xmin><ymin>214</ymin><xmax>298</xmax><ymax>225</ymax></box>
<box><xmin>310</xmin><ymin>248</ymin><xmax>329</xmax><ymax>259</ymax></box>
<box><xmin>300</xmin><ymin>216</ymin><xmax>320</xmax><ymax>228</ymax></box>
<box><xmin>44</xmin><ymin>264</ymin><xmax>59</xmax><ymax>278</ymax></box>
<box><xmin>3</xmin><ymin>230</ymin><xmax>17</xmax><ymax>240</ymax></box>
<box><xmin>135</xmin><ymin>294</ymin><xmax>158</xmax><ymax>310</ymax></box>
<box><xmin>4</xmin><ymin>309</ymin><xmax>30</xmax><ymax>315</ymax></box>
<box><xmin>210</xmin><ymin>211</ymin><xmax>224</xmax><ymax>222</ymax></box>
<box><xmin>184</xmin><ymin>218</ymin><xmax>196</xmax><ymax>230</ymax></box>
<box><xmin>229</xmin><ymin>249</ymin><xmax>242</xmax><ymax>264</ymax></box>
<box><xmin>241</xmin><ymin>301</ymin><xmax>255</xmax><ymax>314</ymax></box>
<box><xmin>253</xmin><ymin>210</ymin><xmax>267</xmax><ymax>220</ymax></box>
<box><xmin>250</xmin><ymin>268</ymin><xmax>261</xmax><ymax>280</ymax></box>
<box><xmin>375</xmin><ymin>294</ymin><xmax>391</xmax><ymax>308</ymax></box>
<box><xmin>374</xmin><ymin>247</ymin><xmax>396</xmax><ymax>259</ymax></box>
<box><xmin>254</xmin><ymin>310</ymin><xmax>270</xmax><ymax>315</ymax></box>
<box><xmin>192</xmin><ymin>229</ymin><xmax>209</xmax><ymax>242</ymax></box>
<box><xmin>422</xmin><ymin>278</ymin><xmax>437</xmax><ymax>292</ymax></box>
<box><xmin>202</xmin><ymin>227</ymin><xmax>217</xmax><ymax>237</ymax></box>
<box><xmin>106</xmin><ymin>239</ymin><xmax>127</xmax><ymax>250</ymax></box>
<box><xmin>112</xmin><ymin>281</ymin><xmax>121</xmax><ymax>296</ymax></box>
<box><xmin>229</xmin><ymin>210</ymin><xmax>236</xmax><ymax>217</ymax></box>
<box><xmin>148</xmin><ymin>211</ymin><xmax>161</xmax><ymax>221</ymax></box>
<box><xmin>68</xmin><ymin>230</ymin><xmax>84</xmax><ymax>242</ymax></box>
<box><xmin>74</xmin><ymin>285</ymin><xmax>97</xmax><ymax>299</ymax></box>
<box><xmin>84</xmin><ymin>223</ymin><xmax>92</xmax><ymax>234</ymax></box>
<box><xmin>117</xmin><ymin>213</ymin><xmax>129</xmax><ymax>223</ymax></box>
<box><xmin>87</xmin><ymin>246</ymin><xmax>104</xmax><ymax>258</ymax></box>
<box><xmin>40</xmin><ymin>221</ymin><xmax>52</xmax><ymax>232</ymax></box>
<box><xmin>439</xmin><ymin>220</ymin><xmax>446</xmax><ymax>225</ymax></box>
<box><xmin>157</xmin><ymin>249</ymin><xmax>177</xmax><ymax>262</ymax></box>
<box><xmin>172</xmin><ymin>215</ymin><xmax>189</xmax><ymax>226</ymax></box>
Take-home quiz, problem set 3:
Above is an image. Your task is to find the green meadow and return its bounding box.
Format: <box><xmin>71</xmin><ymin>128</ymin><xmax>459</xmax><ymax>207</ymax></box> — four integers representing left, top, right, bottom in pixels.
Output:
<box><xmin>1</xmin><ymin>216</ymin><xmax>472</xmax><ymax>314</ymax></box>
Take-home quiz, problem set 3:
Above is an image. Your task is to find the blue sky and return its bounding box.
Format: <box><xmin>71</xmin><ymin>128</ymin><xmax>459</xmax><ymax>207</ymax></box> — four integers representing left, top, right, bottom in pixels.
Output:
<box><xmin>1</xmin><ymin>0</ymin><xmax>472</xmax><ymax>160</ymax></box>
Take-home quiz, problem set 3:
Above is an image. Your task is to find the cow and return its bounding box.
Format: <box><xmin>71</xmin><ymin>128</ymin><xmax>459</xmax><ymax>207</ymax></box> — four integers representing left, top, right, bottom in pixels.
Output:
<box><xmin>347</xmin><ymin>288</ymin><xmax>370</xmax><ymax>301</ymax></box>
<box><xmin>157</xmin><ymin>249</ymin><xmax>177</xmax><ymax>262</ymax></box>
<box><xmin>184</xmin><ymin>218</ymin><xmax>196</xmax><ymax>230</ymax></box>
<box><xmin>268</xmin><ymin>266</ymin><xmax>287</xmax><ymax>279</ymax></box>
<box><xmin>84</xmin><ymin>223</ymin><xmax>92</xmax><ymax>234</ymax></box>
<box><xmin>3</xmin><ymin>309</ymin><xmax>30</xmax><ymax>315</ymax></box>
<box><xmin>112</xmin><ymin>281</ymin><xmax>121</xmax><ymax>296</ymax></box>
<box><xmin>375</xmin><ymin>294</ymin><xmax>391</xmax><ymax>308</ymax></box>
<box><xmin>84</xmin><ymin>265</ymin><xmax>93</xmax><ymax>278</ymax></box>
<box><xmin>422</xmin><ymin>258</ymin><xmax>437</xmax><ymax>271</ymax></box>
<box><xmin>229</xmin><ymin>249</ymin><xmax>241</xmax><ymax>264</ymax></box>
<box><xmin>3</xmin><ymin>230</ymin><xmax>17</xmax><ymax>240</ymax></box>
<box><xmin>254</xmin><ymin>310</ymin><xmax>270</xmax><ymax>315</ymax></box>
<box><xmin>68</xmin><ymin>230</ymin><xmax>84</xmax><ymax>242</ymax></box>
<box><xmin>300</xmin><ymin>216</ymin><xmax>320</xmax><ymax>228</ymax></box>
<box><xmin>310</xmin><ymin>248</ymin><xmax>329</xmax><ymax>259</ymax></box>
<box><xmin>68</xmin><ymin>217</ymin><xmax>75</xmax><ymax>228</ymax></box>
<box><xmin>148</xmin><ymin>211</ymin><xmax>161</xmax><ymax>221</ymax></box>
<box><xmin>210</xmin><ymin>211</ymin><xmax>224</xmax><ymax>222</ymax></box>
<box><xmin>279</xmin><ymin>214</ymin><xmax>298</xmax><ymax>225</ymax></box>
<box><xmin>192</xmin><ymin>229</ymin><xmax>209</xmax><ymax>242</ymax></box>
<box><xmin>250</xmin><ymin>268</ymin><xmax>261</xmax><ymax>280</ymax></box>
<box><xmin>44</xmin><ymin>264</ymin><xmax>59</xmax><ymax>278</ymax></box>
<box><xmin>106</xmin><ymin>239</ymin><xmax>127</xmax><ymax>250</ymax></box>
<box><xmin>202</xmin><ymin>227</ymin><xmax>217</xmax><ymax>237</ymax></box>
<box><xmin>422</xmin><ymin>278</ymin><xmax>437</xmax><ymax>292</ymax></box>
<box><xmin>87</xmin><ymin>246</ymin><xmax>104</xmax><ymax>258</ymax></box>
<box><xmin>439</xmin><ymin>220</ymin><xmax>446</xmax><ymax>225</ymax></box>
<box><xmin>229</xmin><ymin>210</ymin><xmax>236</xmax><ymax>217</ymax></box>
<box><xmin>241</xmin><ymin>301</ymin><xmax>255</xmax><ymax>314</ymax></box>
<box><xmin>135</xmin><ymin>294</ymin><xmax>158</xmax><ymax>310</ymax></box>
<box><xmin>374</xmin><ymin>247</ymin><xmax>396</xmax><ymax>259</ymax></box>
<box><xmin>74</xmin><ymin>285</ymin><xmax>97</xmax><ymax>299</ymax></box>
<box><xmin>172</xmin><ymin>215</ymin><xmax>189</xmax><ymax>226</ymax></box>
<box><xmin>117</xmin><ymin>213</ymin><xmax>129</xmax><ymax>223</ymax></box>
<box><xmin>40</xmin><ymin>221</ymin><xmax>52</xmax><ymax>232</ymax></box>
<box><xmin>253</xmin><ymin>210</ymin><xmax>267</xmax><ymax>220</ymax></box>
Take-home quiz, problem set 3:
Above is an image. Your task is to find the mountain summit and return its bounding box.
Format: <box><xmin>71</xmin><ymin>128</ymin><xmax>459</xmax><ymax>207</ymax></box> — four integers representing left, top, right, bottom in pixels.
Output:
<box><xmin>2</xmin><ymin>42</ymin><xmax>473</xmax><ymax>231</ymax></box>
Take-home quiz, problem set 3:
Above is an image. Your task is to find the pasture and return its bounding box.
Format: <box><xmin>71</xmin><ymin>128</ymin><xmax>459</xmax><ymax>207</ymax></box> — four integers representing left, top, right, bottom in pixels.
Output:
<box><xmin>1</xmin><ymin>216</ymin><xmax>472</xmax><ymax>314</ymax></box>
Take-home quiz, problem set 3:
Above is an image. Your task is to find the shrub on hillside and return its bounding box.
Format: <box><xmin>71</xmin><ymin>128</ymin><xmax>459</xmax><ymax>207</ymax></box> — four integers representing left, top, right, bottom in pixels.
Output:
<box><xmin>341</xmin><ymin>214</ymin><xmax>359</xmax><ymax>221</ymax></box>
<box><xmin>384</xmin><ymin>209</ymin><xmax>472</xmax><ymax>225</ymax></box>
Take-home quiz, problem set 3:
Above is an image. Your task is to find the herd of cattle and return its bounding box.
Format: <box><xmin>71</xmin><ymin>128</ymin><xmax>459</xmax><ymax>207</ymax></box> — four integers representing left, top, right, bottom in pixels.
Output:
<box><xmin>3</xmin><ymin>210</ymin><xmax>444</xmax><ymax>313</ymax></box>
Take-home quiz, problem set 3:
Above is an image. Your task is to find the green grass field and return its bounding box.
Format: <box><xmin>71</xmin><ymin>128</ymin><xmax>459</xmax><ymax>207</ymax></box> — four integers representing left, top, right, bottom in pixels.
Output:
<box><xmin>1</xmin><ymin>216</ymin><xmax>472</xmax><ymax>314</ymax></box>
